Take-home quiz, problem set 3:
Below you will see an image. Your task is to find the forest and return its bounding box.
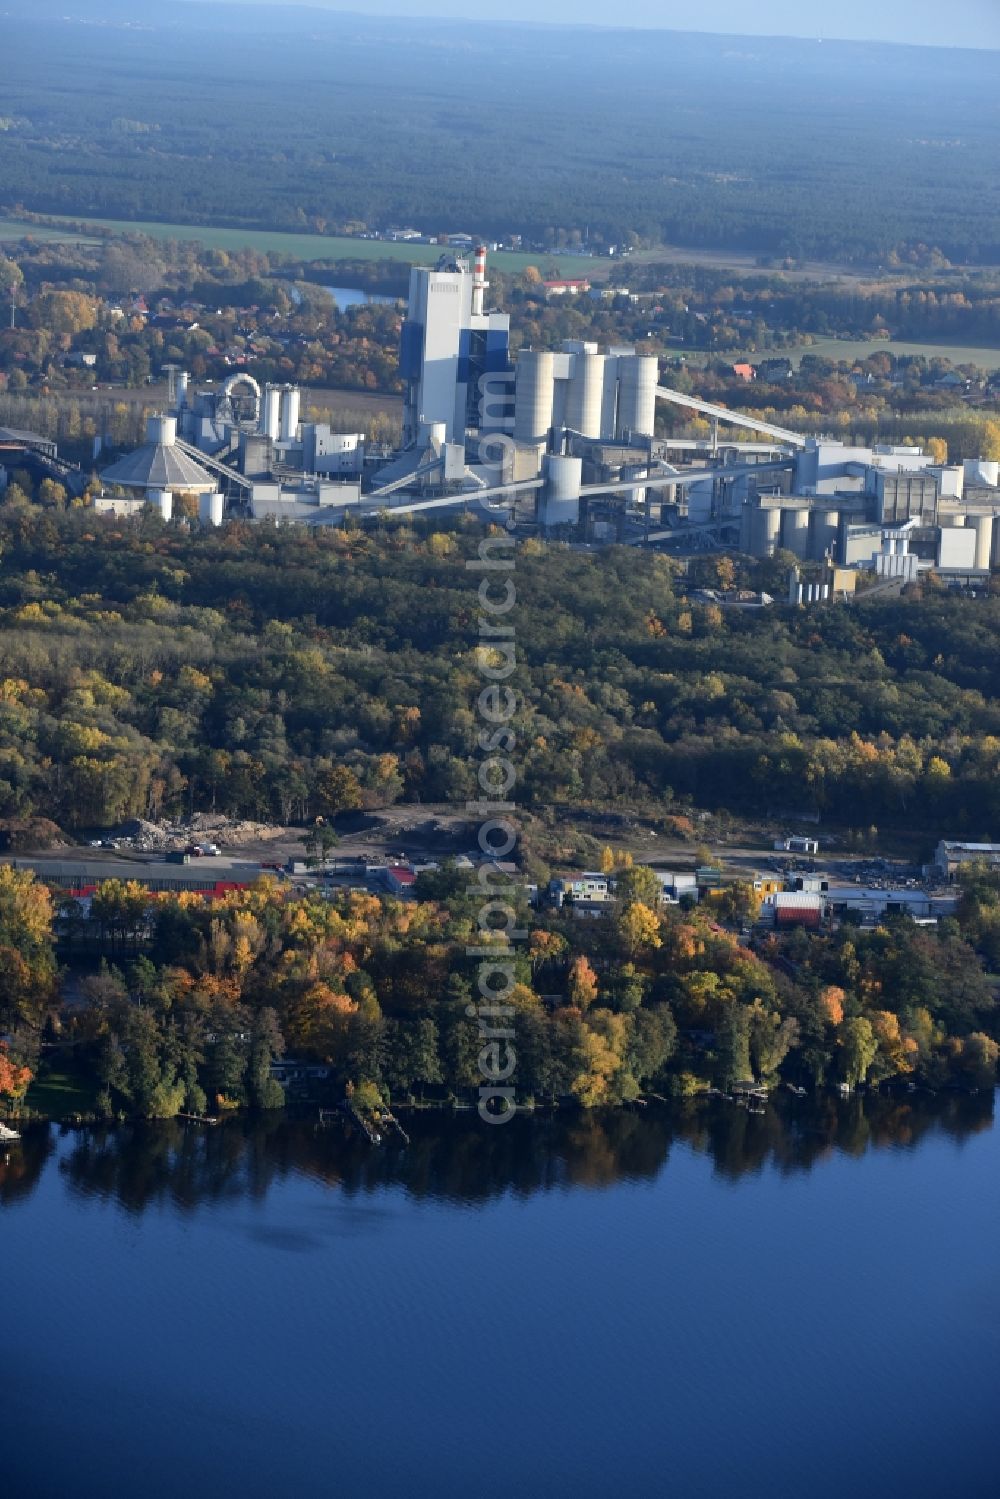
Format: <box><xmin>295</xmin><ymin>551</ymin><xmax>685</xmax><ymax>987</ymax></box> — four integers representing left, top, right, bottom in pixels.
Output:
<box><xmin>3</xmin><ymin>509</ymin><xmax>1000</xmax><ymax>838</ymax></box>
<box><xmin>3</xmin><ymin>7</ymin><xmax>1000</xmax><ymax>266</ymax></box>
<box><xmin>1</xmin><ymin>508</ymin><xmax>1000</xmax><ymax>1115</ymax></box>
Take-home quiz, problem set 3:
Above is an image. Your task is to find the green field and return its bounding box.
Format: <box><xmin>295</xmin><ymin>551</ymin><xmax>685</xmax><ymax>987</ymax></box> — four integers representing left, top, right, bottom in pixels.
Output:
<box><xmin>0</xmin><ymin>216</ymin><xmax>100</xmax><ymax>246</ymax></box>
<box><xmin>751</xmin><ymin>336</ymin><xmax>1000</xmax><ymax>371</ymax></box>
<box><xmin>0</xmin><ymin>213</ymin><xmax>600</xmax><ymax>276</ymax></box>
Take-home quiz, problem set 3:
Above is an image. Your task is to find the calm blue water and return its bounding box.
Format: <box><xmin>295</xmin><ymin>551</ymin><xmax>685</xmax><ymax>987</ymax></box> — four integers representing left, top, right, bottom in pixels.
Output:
<box><xmin>3</xmin><ymin>1096</ymin><xmax>997</xmax><ymax>1498</ymax></box>
<box><xmin>325</xmin><ymin>285</ymin><xmax>399</xmax><ymax>309</ymax></box>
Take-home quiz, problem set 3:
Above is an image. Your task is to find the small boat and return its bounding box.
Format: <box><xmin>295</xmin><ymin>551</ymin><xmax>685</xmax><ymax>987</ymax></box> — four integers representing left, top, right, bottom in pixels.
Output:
<box><xmin>0</xmin><ymin>1123</ymin><xmax>20</xmax><ymax>1143</ymax></box>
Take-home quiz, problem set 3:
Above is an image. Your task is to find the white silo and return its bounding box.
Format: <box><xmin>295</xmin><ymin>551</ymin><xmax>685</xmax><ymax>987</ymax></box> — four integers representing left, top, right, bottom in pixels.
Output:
<box><xmin>199</xmin><ymin>492</ymin><xmax>225</xmax><ymax>526</ymax></box>
<box><xmin>149</xmin><ymin>489</ymin><xmax>173</xmax><ymax>522</ymax></box>
<box><xmin>514</xmin><ymin>351</ymin><xmax>556</xmax><ymax>447</ymax></box>
<box><xmin>782</xmin><ymin>506</ymin><xmax>810</xmax><ymax>560</ymax></box>
<box><xmin>812</xmin><ymin>508</ymin><xmax>840</xmax><ymax>560</ymax></box>
<box><xmin>565</xmin><ymin>352</ymin><xmax>605</xmax><ymax>438</ymax></box>
<box><xmin>616</xmin><ymin>355</ymin><xmax>658</xmax><ymax>439</ymax></box>
<box><xmin>263</xmin><ymin>386</ymin><xmax>282</xmax><ymax>442</ymax></box>
<box><xmin>280</xmin><ymin>386</ymin><xmax>301</xmax><ymax>442</ymax></box>
<box><xmin>147</xmin><ymin>414</ymin><xmax>177</xmax><ymax>447</ymax></box>
<box><xmin>601</xmin><ymin>356</ymin><xmax>620</xmax><ymax>440</ymax></box>
<box><xmin>540</xmin><ymin>453</ymin><xmax>582</xmax><ymax>528</ymax></box>
<box><xmin>973</xmin><ymin>514</ymin><xmax>994</xmax><ymax>570</ymax></box>
<box><xmin>752</xmin><ymin>507</ymin><xmax>782</xmax><ymax>557</ymax></box>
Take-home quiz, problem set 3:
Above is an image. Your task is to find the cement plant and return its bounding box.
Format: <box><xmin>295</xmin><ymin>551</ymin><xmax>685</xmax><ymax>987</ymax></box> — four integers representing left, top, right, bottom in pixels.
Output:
<box><xmin>0</xmin><ymin>248</ymin><xmax>965</xmax><ymax>594</ymax></box>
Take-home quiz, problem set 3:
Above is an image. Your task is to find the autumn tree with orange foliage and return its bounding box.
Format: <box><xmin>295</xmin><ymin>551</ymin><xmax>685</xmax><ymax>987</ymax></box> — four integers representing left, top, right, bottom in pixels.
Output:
<box><xmin>0</xmin><ymin>1043</ymin><xmax>32</xmax><ymax>1102</ymax></box>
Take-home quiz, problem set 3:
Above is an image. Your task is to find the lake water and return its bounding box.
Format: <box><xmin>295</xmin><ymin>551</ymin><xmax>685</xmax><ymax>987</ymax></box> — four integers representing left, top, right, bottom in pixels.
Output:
<box><xmin>325</xmin><ymin>285</ymin><xmax>400</xmax><ymax>309</ymax></box>
<box><xmin>3</xmin><ymin>1093</ymin><xmax>997</xmax><ymax>1498</ymax></box>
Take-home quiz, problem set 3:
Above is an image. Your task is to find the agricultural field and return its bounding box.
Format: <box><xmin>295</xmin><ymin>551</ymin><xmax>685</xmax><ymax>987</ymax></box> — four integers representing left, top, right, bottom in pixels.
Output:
<box><xmin>701</xmin><ymin>335</ymin><xmax>1000</xmax><ymax>371</ymax></box>
<box><xmin>0</xmin><ymin>213</ymin><xmax>599</xmax><ymax>277</ymax></box>
<box><xmin>0</xmin><ymin>216</ymin><xmax>99</xmax><ymax>246</ymax></box>
<box><xmin>777</xmin><ymin>336</ymin><xmax>1000</xmax><ymax>370</ymax></box>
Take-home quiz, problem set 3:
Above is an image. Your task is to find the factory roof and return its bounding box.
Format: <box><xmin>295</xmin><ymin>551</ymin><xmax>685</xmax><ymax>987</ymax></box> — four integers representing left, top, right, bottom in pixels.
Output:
<box><xmin>100</xmin><ymin>440</ymin><xmax>215</xmax><ymax>493</ymax></box>
<box><xmin>0</xmin><ymin>425</ymin><xmax>57</xmax><ymax>454</ymax></box>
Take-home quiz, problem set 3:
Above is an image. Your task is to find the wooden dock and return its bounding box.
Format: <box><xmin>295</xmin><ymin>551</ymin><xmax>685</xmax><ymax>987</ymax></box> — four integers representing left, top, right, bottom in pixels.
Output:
<box><xmin>318</xmin><ymin>1101</ymin><xmax>409</xmax><ymax>1147</ymax></box>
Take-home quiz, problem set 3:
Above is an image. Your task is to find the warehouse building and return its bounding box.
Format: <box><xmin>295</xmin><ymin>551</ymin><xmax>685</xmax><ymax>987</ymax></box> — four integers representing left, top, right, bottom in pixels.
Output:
<box><xmin>933</xmin><ymin>841</ymin><xmax>1000</xmax><ymax>880</ymax></box>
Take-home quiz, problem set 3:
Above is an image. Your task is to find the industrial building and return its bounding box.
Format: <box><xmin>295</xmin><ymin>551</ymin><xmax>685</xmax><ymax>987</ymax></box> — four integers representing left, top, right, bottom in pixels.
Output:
<box><xmin>400</xmin><ymin>246</ymin><xmax>511</xmax><ymax>445</ymax></box>
<box><xmin>1</xmin><ymin>423</ymin><xmax>86</xmax><ymax>499</ymax></box>
<box><xmin>85</xmin><ymin>245</ymin><xmax>1000</xmax><ymax>581</ymax></box>
<box><xmin>933</xmin><ymin>841</ymin><xmax>1000</xmax><ymax>880</ymax></box>
<box><xmin>98</xmin><ymin>415</ymin><xmax>223</xmax><ymax>523</ymax></box>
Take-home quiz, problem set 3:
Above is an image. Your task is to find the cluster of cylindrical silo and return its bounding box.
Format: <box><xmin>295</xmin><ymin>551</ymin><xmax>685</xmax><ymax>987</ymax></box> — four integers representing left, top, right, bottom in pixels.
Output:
<box><xmin>753</xmin><ymin>502</ymin><xmax>842</xmax><ymax>561</ymax></box>
<box><xmin>513</xmin><ymin>349</ymin><xmax>658</xmax><ymax>449</ymax></box>
<box><xmin>261</xmin><ymin>385</ymin><xmax>301</xmax><ymax>443</ymax></box>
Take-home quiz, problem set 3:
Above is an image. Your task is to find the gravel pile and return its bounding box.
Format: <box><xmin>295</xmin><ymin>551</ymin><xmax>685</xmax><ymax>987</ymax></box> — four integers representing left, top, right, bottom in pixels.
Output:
<box><xmin>119</xmin><ymin>816</ymin><xmax>289</xmax><ymax>851</ymax></box>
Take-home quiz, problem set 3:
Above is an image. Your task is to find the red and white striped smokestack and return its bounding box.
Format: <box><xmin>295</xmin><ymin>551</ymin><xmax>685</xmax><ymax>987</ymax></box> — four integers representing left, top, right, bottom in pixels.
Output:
<box><xmin>472</xmin><ymin>244</ymin><xmax>488</xmax><ymax>317</ymax></box>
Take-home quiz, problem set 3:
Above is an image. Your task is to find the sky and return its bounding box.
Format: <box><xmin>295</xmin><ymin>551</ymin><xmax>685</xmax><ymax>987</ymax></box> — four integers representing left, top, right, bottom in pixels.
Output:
<box><xmin>207</xmin><ymin>0</ymin><xmax>1000</xmax><ymax>50</ymax></box>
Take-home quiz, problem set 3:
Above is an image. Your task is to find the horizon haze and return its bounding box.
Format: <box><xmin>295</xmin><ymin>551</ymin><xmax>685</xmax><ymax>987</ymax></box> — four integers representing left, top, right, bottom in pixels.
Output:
<box><xmin>200</xmin><ymin>0</ymin><xmax>1000</xmax><ymax>50</ymax></box>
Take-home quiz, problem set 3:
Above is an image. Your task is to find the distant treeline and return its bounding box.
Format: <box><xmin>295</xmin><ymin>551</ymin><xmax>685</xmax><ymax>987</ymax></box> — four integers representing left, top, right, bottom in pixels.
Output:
<box><xmin>3</xmin><ymin>17</ymin><xmax>1000</xmax><ymax>265</ymax></box>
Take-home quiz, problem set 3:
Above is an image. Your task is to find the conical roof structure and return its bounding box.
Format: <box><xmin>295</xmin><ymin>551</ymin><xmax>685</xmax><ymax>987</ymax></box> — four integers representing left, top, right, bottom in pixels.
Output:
<box><xmin>100</xmin><ymin>415</ymin><xmax>216</xmax><ymax>493</ymax></box>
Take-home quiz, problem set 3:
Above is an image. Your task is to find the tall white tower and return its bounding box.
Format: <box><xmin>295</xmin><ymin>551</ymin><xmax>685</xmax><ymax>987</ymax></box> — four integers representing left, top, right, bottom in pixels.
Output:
<box><xmin>399</xmin><ymin>250</ymin><xmax>510</xmax><ymax>446</ymax></box>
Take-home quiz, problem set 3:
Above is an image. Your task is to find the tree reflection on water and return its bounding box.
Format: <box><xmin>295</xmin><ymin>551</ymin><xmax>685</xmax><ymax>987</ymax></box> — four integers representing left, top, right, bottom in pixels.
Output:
<box><xmin>0</xmin><ymin>1091</ymin><xmax>993</xmax><ymax>1215</ymax></box>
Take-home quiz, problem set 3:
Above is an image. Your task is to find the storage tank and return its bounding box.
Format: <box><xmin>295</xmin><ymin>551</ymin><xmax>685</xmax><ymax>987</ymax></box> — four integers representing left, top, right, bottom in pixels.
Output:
<box><xmin>149</xmin><ymin>489</ymin><xmax>173</xmax><ymax>522</ymax></box>
<box><xmin>262</xmin><ymin>386</ymin><xmax>282</xmax><ymax>442</ymax></box>
<box><xmin>601</xmin><ymin>357</ymin><xmax>619</xmax><ymax>440</ymax></box>
<box><xmin>753</xmin><ymin>507</ymin><xmax>781</xmax><ymax>557</ymax></box>
<box><xmin>147</xmin><ymin>414</ymin><xmax>177</xmax><ymax>447</ymax></box>
<box><xmin>616</xmin><ymin>355</ymin><xmax>658</xmax><ymax>439</ymax></box>
<box><xmin>540</xmin><ymin>453</ymin><xmax>582</xmax><ymax>528</ymax></box>
<box><xmin>199</xmin><ymin>492</ymin><xmax>225</xmax><ymax>527</ymax></box>
<box><xmin>280</xmin><ymin>386</ymin><xmax>301</xmax><ymax>442</ymax></box>
<box><xmin>514</xmin><ymin>351</ymin><xmax>556</xmax><ymax>447</ymax></box>
<box><xmin>811</xmin><ymin>508</ymin><xmax>840</xmax><ymax>561</ymax></box>
<box><xmin>782</xmin><ymin>506</ymin><xmax>810</xmax><ymax>560</ymax></box>
<box><xmin>973</xmin><ymin>514</ymin><xmax>993</xmax><ymax>570</ymax></box>
<box><xmin>565</xmin><ymin>352</ymin><xmax>605</xmax><ymax>439</ymax></box>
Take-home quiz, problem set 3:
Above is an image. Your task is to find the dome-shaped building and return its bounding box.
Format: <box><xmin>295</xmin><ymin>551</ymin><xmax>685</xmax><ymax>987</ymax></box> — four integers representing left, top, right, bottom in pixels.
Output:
<box><xmin>99</xmin><ymin>415</ymin><xmax>222</xmax><ymax>522</ymax></box>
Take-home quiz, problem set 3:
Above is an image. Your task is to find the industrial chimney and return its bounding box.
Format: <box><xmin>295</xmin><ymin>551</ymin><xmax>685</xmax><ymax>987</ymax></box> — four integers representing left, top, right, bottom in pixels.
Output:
<box><xmin>472</xmin><ymin>245</ymin><xmax>488</xmax><ymax>318</ymax></box>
